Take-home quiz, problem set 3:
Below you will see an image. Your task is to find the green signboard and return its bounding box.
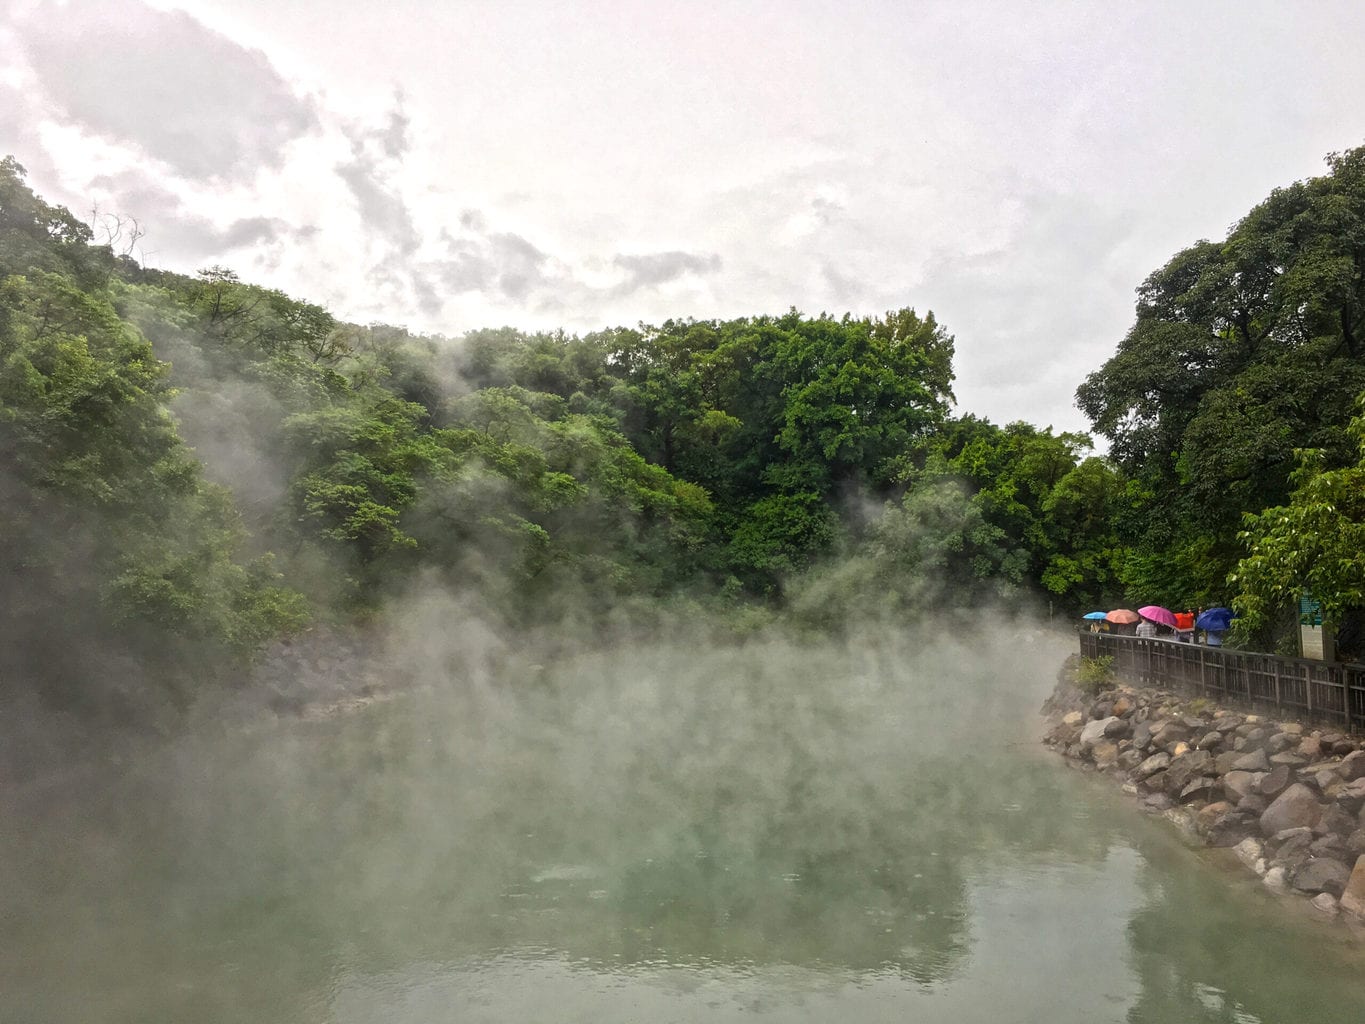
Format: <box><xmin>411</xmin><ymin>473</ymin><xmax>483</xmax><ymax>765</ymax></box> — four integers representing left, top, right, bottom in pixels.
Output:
<box><xmin>1299</xmin><ymin>594</ymin><xmax>1324</xmax><ymax>627</ymax></box>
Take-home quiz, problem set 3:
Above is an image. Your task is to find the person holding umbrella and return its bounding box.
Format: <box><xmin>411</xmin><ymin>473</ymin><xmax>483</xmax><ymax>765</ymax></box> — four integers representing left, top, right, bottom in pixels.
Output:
<box><xmin>1082</xmin><ymin>611</ymin><xmax>1108</xmax><ymax>633</ymax></box>
<box><xmin>1138</xmin><ymin>605</ymin><xmax>1177</xmax><ymax>639</ymax></box>
<box><xmin>1197</xmin><ymin>607</ymin><xmax>1234</xmax><ymax>646</ymax></box>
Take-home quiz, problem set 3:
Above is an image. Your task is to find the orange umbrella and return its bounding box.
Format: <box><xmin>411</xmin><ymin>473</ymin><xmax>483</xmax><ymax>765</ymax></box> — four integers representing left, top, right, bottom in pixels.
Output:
<box><xmin>1105</xmin><ymin>609</ymin><xmax>1140</xmax><ymax>624</ymax></box>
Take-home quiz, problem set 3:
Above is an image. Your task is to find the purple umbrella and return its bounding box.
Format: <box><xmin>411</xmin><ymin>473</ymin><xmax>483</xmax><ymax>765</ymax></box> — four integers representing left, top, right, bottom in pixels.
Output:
<box><xmin>1138</xmin><ymin>605</ymin><xmax>1178</xmax><ymax>628</ymax></box>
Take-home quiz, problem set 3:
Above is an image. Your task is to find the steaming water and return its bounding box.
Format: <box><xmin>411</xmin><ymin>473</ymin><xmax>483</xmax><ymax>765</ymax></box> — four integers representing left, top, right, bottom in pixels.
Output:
<box><xmin>4</xmin><ymin>631</ymin><xmax>1365</xmax><ymax>1023</ymax></box>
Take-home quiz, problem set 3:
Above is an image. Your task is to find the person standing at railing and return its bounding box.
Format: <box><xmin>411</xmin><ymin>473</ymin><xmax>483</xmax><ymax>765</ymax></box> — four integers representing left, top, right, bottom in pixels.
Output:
<box><xmin>1174</xmin><ymin>609</ymin><xmax>1195</xmax><ymax>642</ymax></box>
<box><xmin>1136</xmin><ymin>618</ymin><xmax>1157</xmax><ymax>638</ymax></box>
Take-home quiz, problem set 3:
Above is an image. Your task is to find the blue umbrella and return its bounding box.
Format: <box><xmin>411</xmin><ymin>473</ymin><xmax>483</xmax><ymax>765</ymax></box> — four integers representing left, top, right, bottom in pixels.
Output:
<box><xmin>1197</xmin><ymin>607</ymin><xmax>1234</xmax><ymax>632</ymax></box>
<box><xmin>1082</xmin><ymin>611</ymin><xmax>1108</xmax><ymax>621</ymax></box>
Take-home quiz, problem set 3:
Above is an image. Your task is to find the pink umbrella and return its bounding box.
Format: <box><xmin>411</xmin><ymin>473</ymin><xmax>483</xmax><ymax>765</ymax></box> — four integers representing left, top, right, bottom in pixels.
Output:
<box><xmin>1138</xmin><ymin>605</ymin><xmax>1177</xmax><ymax>628</ymax></box>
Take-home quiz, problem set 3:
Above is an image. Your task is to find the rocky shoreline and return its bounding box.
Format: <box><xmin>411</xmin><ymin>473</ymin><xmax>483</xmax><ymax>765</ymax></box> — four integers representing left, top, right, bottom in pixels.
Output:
<box><xmin>1043</xmin><ymin>662</ymin><xmax>1365</xmax><ymax>923</ymax></box>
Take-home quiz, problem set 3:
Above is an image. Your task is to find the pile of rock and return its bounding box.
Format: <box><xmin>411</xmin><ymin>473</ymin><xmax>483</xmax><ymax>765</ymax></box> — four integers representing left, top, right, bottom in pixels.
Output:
<box><xmin>1044</xmin><ymin>682</ymin><xmax>1365</xmax><ymax>921</ymax></box>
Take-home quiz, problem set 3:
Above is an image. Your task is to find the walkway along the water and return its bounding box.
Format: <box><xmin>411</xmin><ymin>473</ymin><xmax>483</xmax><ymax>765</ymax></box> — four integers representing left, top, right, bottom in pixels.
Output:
<box><xmin>1079</xmin><ymin>632</ymin><xmax>1365</xmax><ymax>731</ymax></box>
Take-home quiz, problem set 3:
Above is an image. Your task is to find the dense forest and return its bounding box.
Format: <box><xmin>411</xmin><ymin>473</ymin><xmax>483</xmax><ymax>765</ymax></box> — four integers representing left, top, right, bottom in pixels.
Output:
<box><xmin>3</xmin><ymin>147</ymin><xmax>1364</xmax><ymax>720</ymax></box>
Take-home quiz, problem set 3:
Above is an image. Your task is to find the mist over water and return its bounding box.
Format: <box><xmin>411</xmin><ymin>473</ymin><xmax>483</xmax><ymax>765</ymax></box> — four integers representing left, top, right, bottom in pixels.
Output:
<box><xmin>5</xmin><ymin>624</ymin><xmax>1365</xmax><ymax>1023</ymax></box>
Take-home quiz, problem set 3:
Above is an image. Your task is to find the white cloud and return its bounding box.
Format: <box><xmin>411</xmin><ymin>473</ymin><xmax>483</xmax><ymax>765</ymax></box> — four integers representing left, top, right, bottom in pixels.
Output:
<box><xmin>4</xmin><ymin>0</ymin><xmax>1365</xmax><ymax>435</ymax></box>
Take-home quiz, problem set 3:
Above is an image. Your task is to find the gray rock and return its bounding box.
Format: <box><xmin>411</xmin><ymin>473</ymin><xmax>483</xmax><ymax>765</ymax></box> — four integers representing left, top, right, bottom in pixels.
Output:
<box><xmin>1156</xmin><ymin>721</ymin><xmax>1191</xmax><ymax>745</ymax></box>
<box><xmin>1267</xmin><ymin>732</ymin><xmax>1296</xmax><ymax>754</ymax></box>
<box><xmin>1273</xmin><ymin>833</ymin><xmax>1316</xmax><ymax>873</ymax></box>
<box><xmin>1180</xmin><ymin>777</ymin><xmax>1221</xmax><ymax>803</ymax></box>
<box><xmin>1339</xmin><ymin>750</ymin><xmax>1365</xmax><ymax>782</ymax></box>
<box><xmin>1182</xmin><ymin>716</ymin><xmax>1209</xmax><ymax>731</ymax></box>
<box><xmin>1117</xmin><ymin>748</ymin><xmax>1144</xmax><ymax>772</ymax></box>
<box><xmin>1214</xmin><ymin>750</ymin><xmax>1245</xmax><ymax>775</ymax></box>
<box><xmin>1231</xmin><ymin>749</ymin><xmax>1271</xmax><ymax>772</ymax></box>
<box><xmin>1260</xmin><ymin>765</ymin><xmax>1293</xmax><ymax>799</ymax></box>
<box><xmin>1132</xmin><ymin>751</ymin><xmax>1172</xmax><ymax>780</ymax></box>
<box><xmin>1311</xmin><ymin>892</ymin><xmax>1340</xmax><ymax>916</ymax></box>
<box><xmin>1213</xmin><ymin>716</ymin><xmax>1242</xmax><ymax>734</ymax></box>
<box><xmin>1335</xmin><ymin>778</ymin><xmax>1365</xmax><ymax>814</ymax></box>
<box><xmin>1222</xmin><ymin>770</ymin><xmax>1262</xmax><ymax>803</ymax></box>
<box><xmin>1131</xmin><ymin>721</ymin><xmax>1153</xmax><ymax>750</ymax></box>
<box><xmin>1079</xmin><ymin>717</ymin><xmax>1117</xmax><ymax>749</ymax></box>
<box><xmin>1269</xmin><ymin>751</ymin><xmax>1309</xmax><ymax>768</ymax></box>
<box><xmin>1290</xmin><ymin>858</ymin><xmax>1351</xmax><ymax>897</ymax></box>
<box><xmin>1311</xmin><ymin>834</ymin><xmax>1347</xmax><ymax>860</ymax></box>
<box><xmin>1260</xmin><ymin>783</ymin><xmax>1323</xmax><ymax>836</ymax></box>
<box><xmin>1197</xmin><ymin>731</ymin><xmax>1223</xmax><ymax>751</ymax></box>
<box><xmin>1140</xmin><ymin>769</ymin><xmax>1169</xmax><ymax>793</ymax></box>
<box><xmin>1317</xmin><ymin>803</ymin><xmax>1357</xmax><ymax>838</ymax></box>
<box><xmin>1239</xmin><ymin>793</ymin><xmax>1268</xmax><ymax>815</ymax></box>
<box><xmin>1143</xmin><ymin>793</ymin><xmax>1175</xmax><ymax>812</ymax></box>
<box><xmin>1313</xmin><ymin>769</ymin><xmax>1341</xmax><ymax>793</ymax></box>
<box><xmin>1165</xmin><ymin>750</ymin><xmax>1215</xmax><ymax>793</ymax></box>
<box><xmin>1234</xmin><ymin>837</ymin><xmax>1264</xmax><ymax>870</ymax></box>
<box><xmin>1333</xmin><ymin>739</ymin><xmax>1358</xmax><ymax>756</ymax></box>
<box><xmin>1264</xmin><ymin>866</ymin><xmax>1289</xmax><ymax>891</ymax></box>
<box><xmin>1346</xmin><ymin>830</ymin><xmax>1365</xmax><ymax>860</ymax></box>
<box><xmin>1103</xmin><ymin>716</ymin><xmax>1132</xmax><ymax>739</ymax></box>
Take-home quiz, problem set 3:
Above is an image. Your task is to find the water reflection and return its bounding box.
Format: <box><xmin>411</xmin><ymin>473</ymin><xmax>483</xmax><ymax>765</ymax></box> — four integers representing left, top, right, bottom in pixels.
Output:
<box><xmin>4</xmin><ymin>634</ymin><xmax>1364</xmax><ymax>1022</ymax></box>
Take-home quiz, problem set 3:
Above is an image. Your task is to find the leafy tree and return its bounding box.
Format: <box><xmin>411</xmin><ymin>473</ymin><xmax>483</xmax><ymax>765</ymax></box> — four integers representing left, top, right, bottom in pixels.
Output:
<box><xmin>1231</xmin><ymin>397</ymin><xmax>1365</xmax><ymax>640</ymax></box>
<box><xmin>0</xmin><ymin>269</ymin><xmax>305</xmax><ymax>708</ymax></box>
<box><xmin>1078</xmin><ymin>145</ymin><xmax>1365</xmax><ymax>606</ymax></box>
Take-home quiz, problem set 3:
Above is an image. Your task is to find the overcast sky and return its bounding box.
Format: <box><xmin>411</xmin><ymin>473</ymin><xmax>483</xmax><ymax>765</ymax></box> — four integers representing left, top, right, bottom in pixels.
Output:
<box><xmin>4</xmin><ymin>0</ymin><xmax>1365</xmax><ymax>435</ymax></box>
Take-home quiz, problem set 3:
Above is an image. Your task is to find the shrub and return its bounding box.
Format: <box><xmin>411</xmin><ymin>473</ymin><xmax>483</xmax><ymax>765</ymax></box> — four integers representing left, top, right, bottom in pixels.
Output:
<box><xmin>1074</xmin><ymin>655</ymin><xmax>1115</xmax><ymax>694</ymax></box>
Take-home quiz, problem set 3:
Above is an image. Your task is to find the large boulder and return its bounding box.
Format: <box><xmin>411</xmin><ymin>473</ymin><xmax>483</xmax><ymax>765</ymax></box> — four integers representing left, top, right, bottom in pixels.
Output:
<box><xmin>1214</xmin><ymin>750</ymin><xmax>1245</xmax><ymax>775</ymax></box>
<box><xmin>1269</xmin><ymin>751</ymin><xmax>1309</xmax><ymax>768</ymax></box>
<box><xmin>1339</xmin><ymin>750</ymin><xmax>1365</xmax><ymax>782</ymax></box>
<box><xmin>1290</xmin><ymin>858</ymin><xmax>1351</xmax><ymax>897</ymax></box>
<box><xmin>1103</xmin><ymin>717</ymin><xmax>1132</xmax><ymax>740</ymax></box>
<box><xmin>1132</xmin><ymin>751</ymin><xmax>1171</xmax><ymax>780</ymax></box>
<box><xmin>1195</xmin><ymin>730</ymin><xmax>1223</xmax><ymax>751</ymax></box>
<box><xmin>1259</xmin><ymin>765</ymin><xmax>1293</xmax><ymax>799</ymax></box>
<box><xmin>1079</xmin><ymin>717</ymin><xmax>1117</xmax><ymax>750</ymax></box>
<box><xmin>1165</xmin><ymin>750</ymin><xmax>1215</xmax><ymax>793</ymax></box>
<box><xmin>1180</xmin><ymin>777</ymin><xmax>1221</xmax><ymax>803</ymax></box>
<box><xmin>1260</xmin><ymin>783</ymin><xmax>1323</xmax><ymax>836</ymax></box>
<box><xmin>1131</xmin><ymin>721</ymin><xmax>1154</xmax><ymax>751</ymax></box>
<box><xmin>1338</xmin><ymin>778</ymin><xmax>1365</xmax><ymax>815</ymax></box>
<box><xmin>1231</xmin><ymin>749</ymin><xmax>1271</xmax><ymax>772</ymax></box>
<box><xmin>1141</xmin><ymin>769</ymin><xmax>1170</xmax><ymax>794</ymax></box>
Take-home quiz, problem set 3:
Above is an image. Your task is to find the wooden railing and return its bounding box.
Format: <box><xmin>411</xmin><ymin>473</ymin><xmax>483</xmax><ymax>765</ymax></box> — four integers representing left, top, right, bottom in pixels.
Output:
<box><xmin>1078</xmin><ymin>632</ymin><xmax>1365</xmax><ymax>732</ymax></box>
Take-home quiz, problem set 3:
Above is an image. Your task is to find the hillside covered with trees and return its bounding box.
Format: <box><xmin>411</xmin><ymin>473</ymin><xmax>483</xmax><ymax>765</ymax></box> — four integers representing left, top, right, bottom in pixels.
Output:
<box><xmin>3</xmin><ymin>147</ymin><xmax>1365</xmax><ymax>719</ymax></box>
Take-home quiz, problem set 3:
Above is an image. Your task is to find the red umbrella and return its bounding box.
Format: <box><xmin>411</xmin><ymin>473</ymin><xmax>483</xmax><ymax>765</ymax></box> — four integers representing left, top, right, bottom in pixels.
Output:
<box><xmin>1106</xmin><ymin>609</ymin><xmax>1140</xmax><ymax>624</ymax></box>
<box><xmin>1138</xmin><ymin>605</ymin><xmax>1178</xmax><ymax>628</ymax></box>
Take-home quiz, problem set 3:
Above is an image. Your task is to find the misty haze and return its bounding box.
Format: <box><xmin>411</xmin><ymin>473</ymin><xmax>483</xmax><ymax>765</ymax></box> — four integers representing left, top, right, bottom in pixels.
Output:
<box><xmin>6</xmin><ymin>1</ymin><xmax>1365</xmax><ymax>1021</ymax></box>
